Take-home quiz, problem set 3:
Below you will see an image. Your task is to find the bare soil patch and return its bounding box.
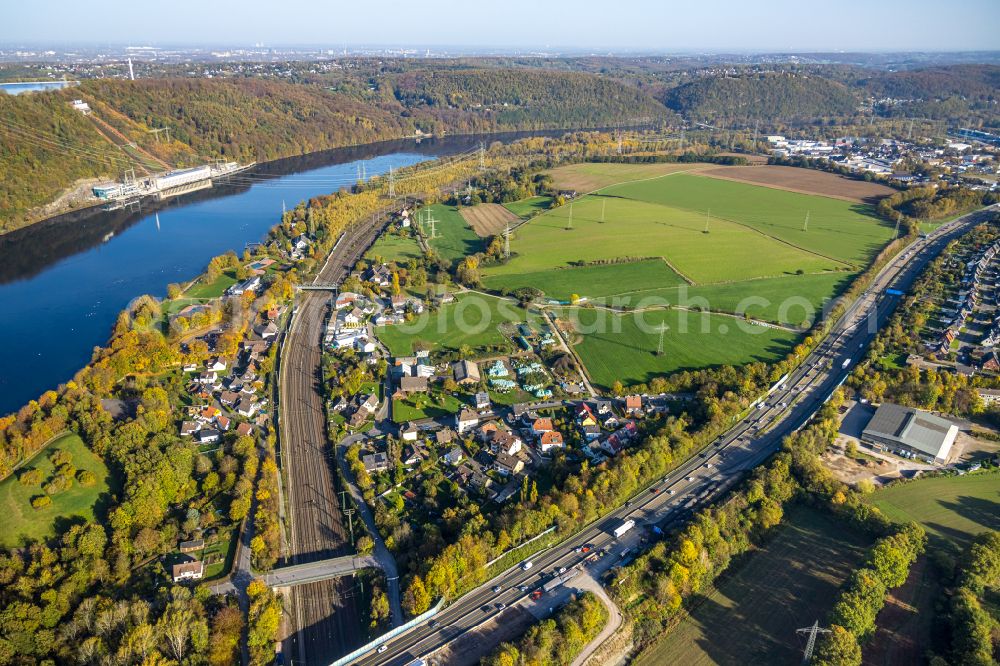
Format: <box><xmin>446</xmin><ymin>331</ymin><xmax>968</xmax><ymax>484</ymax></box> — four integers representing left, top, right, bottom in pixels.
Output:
<box><xmin>863</xmin><ymin>555</ymin><xmax>937</xmax><ymax>666</ymax></box>
<box><xmin>460</xmin><ymin>203</ymin><xmax>520</xmax><ymax>238</ymax></box>
<box><xmin>698</xmin><ymin>165</ymin><xmax>895</xmax><ymax>204</ymax></box>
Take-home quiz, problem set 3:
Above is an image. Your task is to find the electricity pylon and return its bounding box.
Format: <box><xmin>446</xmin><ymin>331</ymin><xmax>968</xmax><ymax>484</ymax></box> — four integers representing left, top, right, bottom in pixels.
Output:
<box><xmin>803</xmin><ymin>210</ymin><xmax>810</xmax><ymax>232</ymax></box>
<box><xmin>656</xmin><ymin>322</ymin><xmax>669</xmax><ymax>355</ymax></box>
<box><xmin>504</xmin><ymin>221</ymin><xmax>511</xmax><ymax>258</ymax></box>
<box><xmin>601</xmin><ymin>198</ymin><xmax>606</xmax><ymax>223</ymax></box>
<box><xmin>566</xmin><ymin>203</ymin><xmax>573</xmax><ymax>230</ymax></box>
<box><xmin>796</xmin><ymin>621</ymin><xmax>831</xmax><ymax>664</ymax></box>
<box><xmin>388</xmin><ymin>165</ymin><xmax>395</xmax><ymax>197</ymax></box>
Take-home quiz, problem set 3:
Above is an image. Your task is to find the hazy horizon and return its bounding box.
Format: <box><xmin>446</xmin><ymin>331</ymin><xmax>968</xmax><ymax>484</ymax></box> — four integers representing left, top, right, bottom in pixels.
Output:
<box><xmin>4</xmin><ymin>0</ymin><xmax>999</xmax><ymax>53</ymax></box>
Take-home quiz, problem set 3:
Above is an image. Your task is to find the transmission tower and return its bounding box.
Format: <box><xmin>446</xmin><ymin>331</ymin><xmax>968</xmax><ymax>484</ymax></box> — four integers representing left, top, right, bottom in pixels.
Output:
<box><xmin>388</xmin><ymin>165</ymin><xmax>395</xmax><ymax>197</ymax></box>
<box><xmin>656</xmin><ymin>322</ymin><xmax>669</xmax><ymax>355</ymax></box>
<box><xmin>704</xmin><ymin>208</ymin><xmax>711</xmax><ymax>233</ymax></box>
<box><xmin>796</xmin><ymin>621</ymin><xmax>831</xmax><ymax>664</ymax></box>
<box><xmin>907</xmin><ymin>118</ymin><xmax>914</xmax><ymax>141</ymax></box>
<box><xmin>803</xmin><ymin>210</ymin><xmax>810</xmax><ymax>232</ymax></box>
<box><xmin>339</xmin><ymin>491</ymin><xmax>356</xmax><ymax>545</ymax></box>
<box><xmin>566</xmin><ymin>203</ymin><xmax>574</xmax><ymax>230</ymax></box>
<box><xmin>752</xmin><ymin>119</ymin><xmax>760</xmax><ymax>149</ymax></box>
<box><xmin>504</xmin><ymin>221</ymin><xmax>511</xmax><ymax>258</ymax></box>
<box><xmin>600</xmin><ymin>198</ymin><xmax>606</xmax><ymax>223</ymax></box>
<box><xmin>424</xmin><ymin>208</ymin><xmax>438</xmax><ymax>239</ymax></box>
<box><xmin>147</xmin><ymin>127</ymin><xmax>170</xmax><ymax>143</ymax></box>
<box><xmin>479</xmin><ymin>142</ymin><xmax>486</xmax><ymax>169</ymax></box>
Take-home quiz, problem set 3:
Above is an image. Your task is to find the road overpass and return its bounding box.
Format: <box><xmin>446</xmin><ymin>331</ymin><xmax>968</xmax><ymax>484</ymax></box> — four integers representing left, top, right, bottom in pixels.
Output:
<box><xmin>265</xmin><ymin>555</ymin><xmax>380</xmax><ymax>588</ymax></box>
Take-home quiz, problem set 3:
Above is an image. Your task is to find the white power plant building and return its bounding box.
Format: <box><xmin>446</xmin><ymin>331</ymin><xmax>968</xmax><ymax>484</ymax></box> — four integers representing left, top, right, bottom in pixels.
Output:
<box><xmin>153</xmin><ymin>166</ymin><xmax>212</xmax><ymax>192</ymax></box>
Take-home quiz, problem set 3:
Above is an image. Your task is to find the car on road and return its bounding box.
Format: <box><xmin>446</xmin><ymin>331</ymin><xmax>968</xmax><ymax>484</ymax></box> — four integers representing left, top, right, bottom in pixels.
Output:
<box><xmin>686</xmin><ymin>476</ymin><xmax>694</xmax><ymax>482</ymax></box>
<box><xmin>496</xmin><ymin>602</ymin><xmax>506</xmax><ymax>610</ymax></box>
<box><xmin>558</xmin><ymin>566</ymin><xmax>567</xmax><ymax>574</ymax></box>
<box><xmin>668</xmin><ymin>489</ymin><xmax>675</xmax><ymax>495</ymax></box>
<box><xmin>521</xmin><ymin>561</ymin><xmax>533</xmax><ymax>571</ymax></box>
<box><xmin>518</xmin><ymin>585</ymin><xmax>528</xmax><ymax>592</ymax></box>
<box><xmin>428</xmin><ymin>620</ymin><xmax>439</xmax><ymax>629</ymax></box>
<box><xmin>493</xmin><ymin>585</ymin><xmax>502</xmax><ymax>593</ymax></box>
<box><xmin>650</xmin><ymin>487</ymin><xmax>659</xmax><ymax>493</ymax></box>
<box><xmin>377</xmin><ymin>645</ymin><xmax>388</xmax><ymax>654</ymax></box>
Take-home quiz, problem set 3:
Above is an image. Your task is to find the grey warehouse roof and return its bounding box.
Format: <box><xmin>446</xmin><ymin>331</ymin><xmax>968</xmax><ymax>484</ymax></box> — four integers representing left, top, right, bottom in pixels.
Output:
<box><xmin>862</xmin><ymin>403</ymin><xmax>958</xmax><ymax>462</ymax></box>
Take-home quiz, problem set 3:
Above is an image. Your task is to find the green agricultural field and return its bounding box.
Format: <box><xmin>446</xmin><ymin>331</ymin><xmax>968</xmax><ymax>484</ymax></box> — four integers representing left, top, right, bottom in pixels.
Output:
<box><xmin>0</xmin><ymin>433</ymin><xmax>110</xmax><ymax>548</ymax></box>
<box><xmin>870</xmin><ymin>471</ymin><xmax>1000</xmax><ymax>555</ymax></box>
<box><xmin>483</xmin><ymin>259</ymin><xmax>688</xmax><ymax>302</ymax></box>
<box><xmin>562</xmin><ymin>306</ymin><xmax>798</xmax><ymax>388</ymax></box>
<box><xmin>635</xmin><ymin>505</ymin><xmax>873</xmax><ymax>666</ymax></box>
<box><xmin>503</xmin><ymin>196</ymin><xmax>553</xmax><ymax>219</ymax></box>
<box><xmin>484</xmin><ymin>194</ymin><xmax>841</xmax><ymax>285</ymax></box>
<box><xmin>608</xmin><ymin>271</ymin><xmax>856</xmax><ymax>326</ymax></box>
<box><xmin>365</xmin><ymin>232</ymin><xmax>423</xmax><ymax>262</ymax></box>
<box><xmin>376</xmin><ymin>292</ymin><xmax>530</xmax><ymax>356</ymax></box>
<box><xmin>421</xmin><ymin>204</ymin><xmax>484</xmax><ymax>265</ymax></box>
<box><xmin>604</xmin><ymin>173</ymin><xmax>893</xmax><ymax>266</ymax></box>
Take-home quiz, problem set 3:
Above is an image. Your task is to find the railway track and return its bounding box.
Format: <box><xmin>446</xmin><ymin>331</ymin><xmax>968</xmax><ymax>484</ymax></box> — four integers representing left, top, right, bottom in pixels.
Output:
<box><xmin>279</xmin><ymin>210</ymin><xmax>403</xmax><ymax>664</ymax></box>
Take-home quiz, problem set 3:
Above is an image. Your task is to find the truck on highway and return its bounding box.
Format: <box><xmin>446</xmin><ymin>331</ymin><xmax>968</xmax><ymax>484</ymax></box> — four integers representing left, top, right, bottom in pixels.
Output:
<box><xmin>612</xmin><ymin>518</ymin><xmax>635</xmax><ymax>539</ymax></box>
<box><xmin>841</xmin><ymin>358</ymin><xmax>852</xmax><ymax>370</ymax></box>
<box><xmin>541</xmin><ymin>568</ymin><xmax>580</xmax><ymax>593</ymax></box>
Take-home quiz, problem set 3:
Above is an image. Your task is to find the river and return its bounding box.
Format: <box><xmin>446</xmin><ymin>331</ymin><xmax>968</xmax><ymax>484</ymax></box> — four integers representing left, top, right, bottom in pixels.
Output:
<box><xmin>0</xmin><ymin>130</ymin><xmax>577</xmax><ymax>415</ymax></box>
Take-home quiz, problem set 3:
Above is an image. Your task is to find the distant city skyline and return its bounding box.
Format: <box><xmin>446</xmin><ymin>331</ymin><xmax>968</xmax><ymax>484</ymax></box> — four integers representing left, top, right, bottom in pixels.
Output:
<box><xmin>3</xmin><ymin>0</ymin><xmax>999</xmax><ymax>53</ymax></box>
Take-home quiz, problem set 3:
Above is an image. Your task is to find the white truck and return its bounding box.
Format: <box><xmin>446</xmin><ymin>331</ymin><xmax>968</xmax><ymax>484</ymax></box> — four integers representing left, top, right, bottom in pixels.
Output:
<box><xmin>613</xmin><ymin>518</ymin><xmax>636</xmax><ymax>539</ymax></box>
<box><xmin>841</xmin><ymin>358</ymin><xmax>852</xmax><ymax>370</ymax></box>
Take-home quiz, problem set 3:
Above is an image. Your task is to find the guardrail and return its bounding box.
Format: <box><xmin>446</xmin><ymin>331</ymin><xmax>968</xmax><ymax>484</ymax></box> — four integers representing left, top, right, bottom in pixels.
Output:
<box><xmin>329</xmin><ymin>597</ymin><xmax>445</xmax><ymax>666</ymax></box>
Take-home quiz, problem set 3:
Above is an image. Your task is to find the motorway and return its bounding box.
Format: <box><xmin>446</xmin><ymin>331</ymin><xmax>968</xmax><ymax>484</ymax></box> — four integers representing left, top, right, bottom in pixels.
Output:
<box><xmin>353</xmin><ymin>207</ymin><xmax>995</xmax><ymax>666</ymax></box>
<box><xmin>279</xmin><ymin>212</ymin><xmax>402</xmax><ymax>665</ymax></box>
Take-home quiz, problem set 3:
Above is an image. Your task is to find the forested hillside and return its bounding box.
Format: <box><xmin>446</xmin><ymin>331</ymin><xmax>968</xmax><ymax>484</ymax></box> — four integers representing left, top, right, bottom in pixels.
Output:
<box><xmin>0</xmin><ymin>70</ymin><xmax>672</xmax><ymax>233</ymax></box>
<box><xmin>863</xmin><ymin>64</ymin><xmax>1000</xmax><ymax>121</ymax></box>
<box><xmin>663</xmin><ymin>72</ymin><xmax>861</xmax><ymax>123</ymax></box>
<box><xmin>865</xmin><ymin>64</ymin><xmax>1000</xmax><ymax>102</ymax></box>
<box><xmin>78</xmin><ymin>78</ymin><xmax>413</xmax><ymax>165</ymax></box>
<box><xmin>0</xmin><ymin>92</ymin><xmax>122</xmax><ymax>231</ymax></box>
<box><xmin>386</xmin><ymin>68</ymin><xmax>672</xmax><ymax>130</ymax></box>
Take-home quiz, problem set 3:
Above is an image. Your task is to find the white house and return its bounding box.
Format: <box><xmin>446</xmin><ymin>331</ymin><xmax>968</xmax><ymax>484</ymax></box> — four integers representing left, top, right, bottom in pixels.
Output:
<box><xmin>456</xmin><ymin>409</ymin><xmax>479</xmax><ymax>434</ymax></box>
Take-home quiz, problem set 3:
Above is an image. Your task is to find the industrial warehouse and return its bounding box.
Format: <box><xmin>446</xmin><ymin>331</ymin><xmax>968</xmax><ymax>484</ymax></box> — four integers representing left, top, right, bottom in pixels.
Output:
<box><xmin>861</xmin><ymin>403</ymin><xmax>960</xmax><ymax>465</ymax></box>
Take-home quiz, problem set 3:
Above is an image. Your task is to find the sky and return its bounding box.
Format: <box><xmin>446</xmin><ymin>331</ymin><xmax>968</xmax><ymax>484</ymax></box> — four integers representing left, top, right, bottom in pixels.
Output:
<box><xmin>3</xmin><ymin>0</ymin><xmax>999</xmax><ymax>52</ymax></box>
